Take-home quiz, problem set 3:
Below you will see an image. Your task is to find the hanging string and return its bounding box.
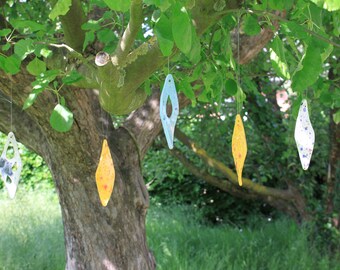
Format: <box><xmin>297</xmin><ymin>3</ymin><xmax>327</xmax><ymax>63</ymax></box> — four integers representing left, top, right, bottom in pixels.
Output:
<box><xmin>167</xmin><ymin>56</ymin><xmax>170</xmax><ymax>75</ymax></box>
<box><xmin>236</xmin><ymin>12</ymin><xmax>242</xmax><ymax>114</ymax></box>
<box><xmin>100</xmin><ymin>64</ymin><xmax>113</xmax><ymax>140</ymax></box>
<box><xmin>10</xmin><ymin>81</ymin><xmax>13</xmax><ymax>132</ymax></box>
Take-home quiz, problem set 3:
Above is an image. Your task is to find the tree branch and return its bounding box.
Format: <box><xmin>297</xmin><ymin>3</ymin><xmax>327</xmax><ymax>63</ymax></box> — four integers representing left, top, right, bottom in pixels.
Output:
<box><xmin>233</xmin><ymin>11</ymin><xmax>284</xmax><ymax>64</ymax></box>
<box><xmin>112</xmin><ymin>0</ymin><xmax>143</xmax><ymax>66</ymax></box>
<box><xmin>169</xmin><ymin>138</ymin><xmax>309</xmax><ymax>220</ymax></box>
<box><xmin>175</xmin><ymin>129</ymin><xmax>294</xmax><ymax>200</ymax></box>
<box><xmin>170</xmin><ymin>147</ymin><xmax>260</xmax><ymax>200</ymax></box>
<box><xmin>59</xmin><ymin>0</ymin><xmax>86</xmax><ymax>52</ymax></box>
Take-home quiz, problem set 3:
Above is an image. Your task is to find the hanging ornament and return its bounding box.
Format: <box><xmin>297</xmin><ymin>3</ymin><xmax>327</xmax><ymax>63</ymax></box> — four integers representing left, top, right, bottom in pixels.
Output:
<box><xmin>294</xmin><ymin>99</ymin><xmax>315</xmax><ymax>170</ymax></box>
<box><xmin>96</xmin><ymin>139</ymin><xmax>115</xmax><ymax>207</ymax></box>
<box><xmin>160</xmin><ymin>74</ymin><xmax>179</xmax><ymax>149</ymax></box>
<box><xmin>232</xmin><ymin>114</ymin><xmax>247</xmax><ymax>186</ymax></box>
<box><xmin>0</xmin><ymin>132</ymin><xmax>22</xmax><ymax>199</ymax></box>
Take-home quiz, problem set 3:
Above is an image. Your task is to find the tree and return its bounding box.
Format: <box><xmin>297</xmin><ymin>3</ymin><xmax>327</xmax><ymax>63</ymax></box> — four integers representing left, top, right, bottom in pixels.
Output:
<box><xmin>0</xmin><ymin>0</ymin><xmax>339</xmax><ymax>268</ymax></box>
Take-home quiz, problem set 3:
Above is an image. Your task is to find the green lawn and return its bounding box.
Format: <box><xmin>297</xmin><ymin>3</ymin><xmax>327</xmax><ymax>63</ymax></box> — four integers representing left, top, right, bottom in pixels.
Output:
<box><xmin>0</xmin><ymin>190</ymin><xmax>339</xmax><ymax>270</ymax></box>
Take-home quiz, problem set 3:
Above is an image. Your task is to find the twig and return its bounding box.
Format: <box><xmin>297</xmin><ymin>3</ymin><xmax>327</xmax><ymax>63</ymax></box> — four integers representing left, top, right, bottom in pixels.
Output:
<box><xmin>111</xmin><ymin>0</ymin><xmax>143</xmax><ymax>66</ymax></box>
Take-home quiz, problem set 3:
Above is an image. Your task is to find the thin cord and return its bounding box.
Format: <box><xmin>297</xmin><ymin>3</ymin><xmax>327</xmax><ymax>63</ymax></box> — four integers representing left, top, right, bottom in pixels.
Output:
<box><xmin>236</xmin><ymin>12</ymin><xmax>241</xmax><ymax>114</ymax></box>
<box><xmin>10</xmin><ymin>81</ymin><xmax>13</xmax><ymax>132</ymax></box>
<box><xmin>167</xmin><ymin>56</ymin><xmax>170</xmax><ymax>75</ymax></box>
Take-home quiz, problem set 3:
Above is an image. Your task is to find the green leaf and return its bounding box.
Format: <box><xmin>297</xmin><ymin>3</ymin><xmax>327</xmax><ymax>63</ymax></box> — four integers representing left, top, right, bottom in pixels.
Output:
<box><xmin>49</xmin><ymin>0</ymin><xmax>72</xmax><ymax>20</ymax></box>
<box><xmin>236</xmin><ymin>86</ymin><xmax>246</xmax><ymax>104</ymax></box>
<box><xmin>40</xmin><ymin>48</ymin><xmax>53</xmax><ymax>58</ymax></box>
<box><xmin>172</xmin><ymin>4</ymin><xmax>192</xmax><ymax>54</ymax></box>
<box><xmin>333</xmin><ymin>110</ymin><xmax>340</xmax><ymax>124</ymax></box>
<box><xmin>292</xmin><ymin>96</ymin><xmax>303</xmax><ymax>119</ymax></box>
<box><xmin>144</xmin><ymin>0</ymin><xmax>171</xmax><ymax>11</ymax></box>
<box><xmin>62</xmin><ymin>70</ymin><xmax>83</xmax><ymax>85</ymax></box>
<box><xmin>103</xmin><ymin>0</ymin><xmax>131</xmax><ymax>12</ymax></box>
<box><xmin>292</xmin><ymin>45</ymin><xmax>322</xmax><ymax>93</ymax></box>
<box><xmin>155</xmin><ymin>14</ymin><xmax>174</xmax><ymax>56</ymax></box>
<box><xmin>97</xmin><ymin>29</ymin><xmax>115</xmax><ymax>44</ymax></box>
<box><xmin>320</xmin><ymin>91</ymin><xmax>333</xmax><ymax>106</ymax></box>
<box><xmin>198</xmin><ymin>91</ymin><xmax>209</xmax><ymax>102</ymax></box>
<box><xmin>281</xmin><ymin>21</ymin><xmax>309</xmax><ymax>39</ymax></box>
<box><xmin>83</xmin><ymin>31</ymin><xmax>95</xmax><ymax>51</ymax></box>
<box><xmin>243</xmin><ymin>14</ymin><xmax>261</xmax><ymax>36</ymax></box>
<box><xmin>152</xmin><ymin>9</ymin><xmax>161</xmax><ymax>22</ymax></box>
<box><xmin>2</xmin><ymin>43</ymin><xmax>11</xmax><ymax>51</ymax></box>
<box><xmin>310</xmin><ymin>0</ymin><xmax>340</xmax><ymax>11</ymax></box>
<box><xmin>144</xmin><ymin>79</ymin><xmax>152</xmax><ymax>95</ymax></box>
<box><xmin>179</xmin><ymin>78</ymin><xmax>196</xmax><ymax>106</ymax></box>
<box><xmin>26</xmin><ymin>58</ymin><xmax>46</xmax><ymax>76</ymax></box>
<box><xmin>4</xmin><ymin>55</ymin><xmax>21</xmax><ymax>75</ymax></box>
<box><xmin>23</xmin><ymin>92</ymin><xmax>39</xmax><ymax>110</ymax></box>
<box><xmin>0</xmin><ymin>55</ymin><xmax>7</xmax><ymax>72</ymax></box>
<box><xmin>270</xmin><ymin>36</ymin><xmax>290</xmax><ymax>79</ymax></box>
<box><xmin>10</xmin><ymin>20</ymin><xmax>46</xmax><ymax>32</ymax></box>
<box><xmin>50</xmin><ymin>104</ymin><xmax>74</xmax><ymax>132</ymax></box>
<box><xmin>268</xmin><ymin>0</ymin><xmax>294</xmax><ymax>10</ymax></box>
<box><xmin>14</xmin><ymin>39</ymin><xmax>34</xmax><ymax>60</ymax></box>
<box><xmin>82</xmin><ymin>20</ymin><xmax>102</xmax><ymax>31</ymax></box>
<box><xmin>186</xmin><ymin>25</ymin><xmax>201</xmax><ymax>64</ymax></box>
<box><xmin>225</xmin><ymin>79</ymin><xmax>238</xmax><ymax>96</ymax></box>
<box><xmin>0</xmin><ymin>28</ymin><xmax>11</xmax><ymax>37</ymax></box>
<box><xmin>40</xmin><ymin>69</ymin><xmax>61</xmax><ymax>82</ymax></box>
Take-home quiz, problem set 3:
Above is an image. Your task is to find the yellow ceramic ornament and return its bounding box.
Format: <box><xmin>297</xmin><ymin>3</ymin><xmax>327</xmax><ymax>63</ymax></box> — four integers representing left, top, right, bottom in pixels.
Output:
<box><xmin>232</xmin><ymin>114</ymin><xmax>247</xmax><ymax>186</ymax></box>
<box><xmin>96</xmin><ymin>139</ymin><xmax>115</xmax><ymax>207</ymax></box>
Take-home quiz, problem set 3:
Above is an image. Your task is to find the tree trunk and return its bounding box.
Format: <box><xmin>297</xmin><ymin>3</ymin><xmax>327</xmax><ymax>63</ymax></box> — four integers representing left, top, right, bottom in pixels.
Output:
<box><xmin>45</xmin><ymin>130</ymin><xmax>154</xmax><ymax>269</ymax></box>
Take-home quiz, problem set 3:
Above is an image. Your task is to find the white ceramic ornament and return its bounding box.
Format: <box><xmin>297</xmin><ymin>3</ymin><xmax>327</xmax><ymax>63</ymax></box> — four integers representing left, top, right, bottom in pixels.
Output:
<box><xmin>294</xmin><ymin>99</ymin><xmax>315</xmax><ymax>170</ymax></box>
<box><xmin>160</xmin><ymin>74</ymin><xmax>179</xmax><ymax>149</ymax></box>
<box><xmin>0</xmin><ymin>132</ymin><xmax>22</xmax><ymax>198</ymax></box>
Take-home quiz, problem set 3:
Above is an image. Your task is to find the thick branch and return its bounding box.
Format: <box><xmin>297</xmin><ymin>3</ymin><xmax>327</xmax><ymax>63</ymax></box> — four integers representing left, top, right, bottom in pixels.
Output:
<box><xmin>112</xmin><ymin>0</ymin><xmax>143</xmax><ymax>66</ymax></box>
<box><xmin>170</xmin><ymin>135</ymin><xmax>310</xmax><ymax>220</ymax></box>
<box><xmin>175</xmin><ymin>129</ymin><xmax>294</xmax><ymax>200</ymax></box>
<box><xmin>59</xmin><ymin>0</ymin><xmax>86</xmax><ymax>52</ymax></box>
<box><xmin>170</xmin><ymin>147</ymin><xmax>259</xmax><ymax>200</ymax></box>
<box><xmin>233</xmin><ymin>11</ymin><xmax>284</xmax><ymax>64</ymax></box>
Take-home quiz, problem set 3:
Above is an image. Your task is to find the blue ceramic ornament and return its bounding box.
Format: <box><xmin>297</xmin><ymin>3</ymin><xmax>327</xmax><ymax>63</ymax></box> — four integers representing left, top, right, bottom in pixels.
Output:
<box><xmin>160</xmin><ymin>74</ymin><xmax>179</xmax><ymax>149</ymax></box>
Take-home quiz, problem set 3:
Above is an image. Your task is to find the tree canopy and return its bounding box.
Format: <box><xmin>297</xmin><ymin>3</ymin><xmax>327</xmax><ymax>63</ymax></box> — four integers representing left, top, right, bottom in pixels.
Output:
<box><xmin>0</xmin><ymin>0</ymin><xmax>339</xmax><ymax>268</ymax></box>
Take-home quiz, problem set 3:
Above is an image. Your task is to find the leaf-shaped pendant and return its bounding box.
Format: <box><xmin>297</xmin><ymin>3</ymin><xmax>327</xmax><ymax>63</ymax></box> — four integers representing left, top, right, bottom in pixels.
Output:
<box><xmin>232</xmin><ymin>114</ymin><xmax>247</xmax><ymax>186</ymax></box>
<box><xmin>96</xmin><ymin>139</ymin><xmax>115</xmax><ymax>207</ymax></box>
<box><xmin>0</xmin><ymin>132</ymin><xmax>22</xmax><ymax>199</ymax></box>
<box><xmin>160</xmin><ymin>74</ymin><xmax>179</xmax><ymax>149</ymax></box>
<box><xmin>294</xmin><ymin>99</ymin><xmax>315</xmax><ymax>170</ymax></box>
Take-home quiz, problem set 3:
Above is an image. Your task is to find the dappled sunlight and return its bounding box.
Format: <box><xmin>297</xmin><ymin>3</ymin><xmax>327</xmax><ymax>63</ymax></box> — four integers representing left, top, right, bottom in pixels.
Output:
<box><xmin>102</xmin><ymin>258</ymin><xmax>117</xmax><ymax>270</ymax></box>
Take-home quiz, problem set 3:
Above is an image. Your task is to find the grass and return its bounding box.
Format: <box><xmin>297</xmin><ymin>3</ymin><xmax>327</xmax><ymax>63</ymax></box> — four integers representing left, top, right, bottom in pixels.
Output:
<box><xmin>0</xmin><ymin>190</ymin><xmax>339</xmax><ymax>270</ymax></box>
<box><xmin>0</xmin><ymin>190</ymin><xmax>65</xmax><ymax>270</ymax></box>
<box><xmin>147</xmin><ymin>205</ymin><xmax>340</xmax><ymax>270</ymax></box>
